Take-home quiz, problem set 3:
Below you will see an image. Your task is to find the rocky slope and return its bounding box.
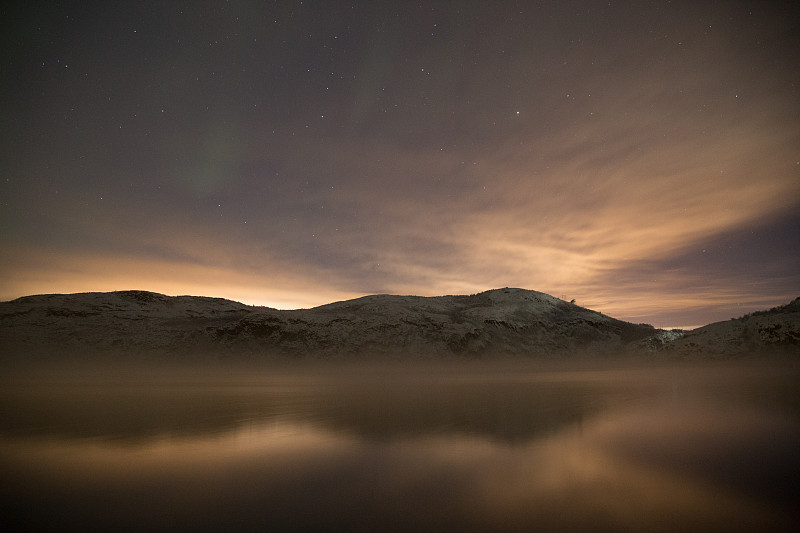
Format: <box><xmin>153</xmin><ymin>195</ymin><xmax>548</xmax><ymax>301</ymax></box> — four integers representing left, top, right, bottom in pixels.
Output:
<box><xmin>0</xmin><ymin>288</ymin><xmax>657</xmax><ymax>361</ymax></box>
<box><xmin>648</xmin><ymin>297</ymin><xmax>800</xmax><ymax>358</ymax></box>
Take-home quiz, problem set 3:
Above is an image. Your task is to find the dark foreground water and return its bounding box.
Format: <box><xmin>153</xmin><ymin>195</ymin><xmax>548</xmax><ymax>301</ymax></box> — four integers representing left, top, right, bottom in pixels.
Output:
<box><xmin>1</xmin><ymin>359</ymin><xmax>799</xmax><ymax>532</ymax></box>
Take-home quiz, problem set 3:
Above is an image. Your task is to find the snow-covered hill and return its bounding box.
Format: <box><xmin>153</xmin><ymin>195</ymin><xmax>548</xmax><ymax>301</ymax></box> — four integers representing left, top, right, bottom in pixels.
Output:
<box><xmin>2</xmin><ymin>288</ymin><xmax>796</xmax><ymax>362</ymax></box>
<box><xmin>651</xmin><ymin>297</ymin><xmax>800</xmax><ymax>358</ymax></box>
<box><xmin>0</xmin><ymin>288</ymin><xmax>657</xmax><ymax>361</ymax></box>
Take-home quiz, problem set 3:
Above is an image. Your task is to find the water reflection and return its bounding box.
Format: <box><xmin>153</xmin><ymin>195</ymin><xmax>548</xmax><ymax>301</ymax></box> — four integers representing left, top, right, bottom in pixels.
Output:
<box><xmin>1</xmin><ymin>362</ymin><xmax>798</xmax><ymax>531</ymax></box>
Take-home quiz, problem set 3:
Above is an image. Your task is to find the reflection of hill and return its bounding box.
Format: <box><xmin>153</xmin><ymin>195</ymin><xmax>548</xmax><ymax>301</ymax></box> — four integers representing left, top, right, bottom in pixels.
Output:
<box><xmin>300</xmin><ymin>380</ymin><xmax>613</xmax><ymax>443</ymax></box>
<box><xmin>3</xmin><ymin>365</ymin><xmax>798</xmax><ymax>533</ymax></box>
<box><xmin>0</xmin><ymin>371</ymin><xmax>648</xmax><ymax>444</ymax></box>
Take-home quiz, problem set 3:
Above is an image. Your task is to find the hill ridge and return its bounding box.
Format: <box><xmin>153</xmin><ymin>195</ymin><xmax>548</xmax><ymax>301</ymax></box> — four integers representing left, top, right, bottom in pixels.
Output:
<box><xmin>1</xmin><ymin>289</ymin><xmax>797</xmax><ymax>361</ymax></box>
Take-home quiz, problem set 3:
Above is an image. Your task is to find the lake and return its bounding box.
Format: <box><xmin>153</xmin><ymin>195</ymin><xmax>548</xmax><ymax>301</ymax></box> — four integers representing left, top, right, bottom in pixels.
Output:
<box><xmin>1</xmin><ymin>359</ymin><xmax>798</xmax><ymax>531</ymax></box>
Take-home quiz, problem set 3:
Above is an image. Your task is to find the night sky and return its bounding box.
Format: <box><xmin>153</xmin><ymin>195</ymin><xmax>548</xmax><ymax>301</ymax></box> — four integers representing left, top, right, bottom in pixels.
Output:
<box><xmin>2</xmin><ymin>1</ymin><xmax>798</xmax><ymax>328</ymax></box>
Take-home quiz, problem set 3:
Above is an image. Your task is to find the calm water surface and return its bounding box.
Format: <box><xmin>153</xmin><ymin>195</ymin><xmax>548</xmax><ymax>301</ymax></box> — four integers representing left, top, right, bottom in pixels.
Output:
<box><xmin>1</xmin><ymin>360</ymin><xmax>799</xmax><ymax>531</ymax></box>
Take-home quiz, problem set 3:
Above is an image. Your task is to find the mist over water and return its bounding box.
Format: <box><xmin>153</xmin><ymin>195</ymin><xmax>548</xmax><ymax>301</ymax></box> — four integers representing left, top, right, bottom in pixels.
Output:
<box><xmin>1</xmin><ymin>358</ymin><xmax>799</xmax><ymax>531</ymax></box>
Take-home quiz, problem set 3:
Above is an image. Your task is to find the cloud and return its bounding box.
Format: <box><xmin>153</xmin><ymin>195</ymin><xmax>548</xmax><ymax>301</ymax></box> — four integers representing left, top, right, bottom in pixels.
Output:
<box><xmin>2</xmin><ymin>1</ymin><xmax>797</xmax><ymax>326</ymax></box>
